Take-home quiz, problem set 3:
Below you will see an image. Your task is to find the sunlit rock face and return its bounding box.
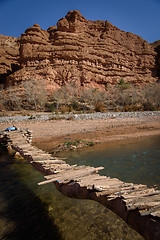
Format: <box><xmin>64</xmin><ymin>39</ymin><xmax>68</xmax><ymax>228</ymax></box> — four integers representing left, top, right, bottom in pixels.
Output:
<box><xmin>0</xmin><ymin>10</ymin><xmax>159</xmax><ymax>91</ymax></box>
<box><xmin>0</xmin><ymin>34</ymin><xmax>20</xmax><ymax>85</ymax></box>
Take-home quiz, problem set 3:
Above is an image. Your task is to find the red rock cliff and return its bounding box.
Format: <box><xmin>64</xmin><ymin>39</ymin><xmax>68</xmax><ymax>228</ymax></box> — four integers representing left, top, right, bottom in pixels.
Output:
<box><xmin>0</xmin><ymin>10</ymin><xmax>159</xmax><ymax>90</ymax></box>
<box><xmin>0</xmin><ymin>34</ymin><xmax>20</xmax><ymax>85</ymax></box>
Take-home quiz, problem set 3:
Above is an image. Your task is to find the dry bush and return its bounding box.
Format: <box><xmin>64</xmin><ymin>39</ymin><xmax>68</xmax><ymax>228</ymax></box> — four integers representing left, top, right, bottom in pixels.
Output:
<box><xmin>1</xmin><ymin>79</ymin><xmax>159</xmax><ymax>113</ymax></box>
<box><xmin>0</xmin><ymin>86</ymin><xmax>22</xmax><ymax>110</ymax></box>
<box><xmin>92</xmin><ymin>90</ymin><xmax>106</xmax><ymax>112</ymax></box>
<box><xmin>22</xmin><ymin>79</ymin><xmax>47</xmax><ymax>110</ymax></box>
<box><xmin>51</xmin><ymin>82</ymin><xmax>160</xmax><ymax>112</ymax></box>
<box><xmin>60</xmin><ymin>105</ymin><xmax>70</xmax><ymax>113</ymax></box>
<box><xmin>142</xmin><ymin>83</ymin><xmax>160</xmax><ymax>109</ymax></box>
<box><xmin>104</xmin><ymin>82</ymin><xmax>160</xmax><ymax>111</ymax></box>
<box><xmin>80</xmin><ymin>88</ymin><xmax>107</xmax><ymax>112</ymax></box>
<box><xmin>0</xmin><ymin>88</ymin><xmax>5</xmax><ymax>111</ymax></box>
<box><xmin>52</xmin><ymin>85</ymin><xmax>71</xmax><ymax>110</ymax></box>
<box><xmin>94</xmin><ymin>101</ymin><xmax>105</xmax><ymax>112</ymax></box>
<box><xmin>0</xmin><ymin>79</ymin><xmax>47</xmax><ymax>111</ymax></box>
<box><xmin>51</xmin><ymin>83</ymin><xmax>88</xmax><ymax>112</ymax></box>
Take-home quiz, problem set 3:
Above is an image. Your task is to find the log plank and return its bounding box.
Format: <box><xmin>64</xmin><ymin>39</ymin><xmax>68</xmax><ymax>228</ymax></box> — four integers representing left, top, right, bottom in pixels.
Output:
<box><xmin>2</xmin><ymin>129</ymin><xmax>160</xmax><ymax>240</ymax></box>
<box><xmin>38</xmin><ymin>166</ymin><xmax>104</xmax><ymax>185</ymax></box>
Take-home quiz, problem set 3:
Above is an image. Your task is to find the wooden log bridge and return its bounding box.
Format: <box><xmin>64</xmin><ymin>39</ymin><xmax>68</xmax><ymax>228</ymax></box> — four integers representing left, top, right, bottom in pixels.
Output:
<box><xmin>0</xmin><ymin>128</ymin><xmax>160</xmax><ymax>240</ymax></box>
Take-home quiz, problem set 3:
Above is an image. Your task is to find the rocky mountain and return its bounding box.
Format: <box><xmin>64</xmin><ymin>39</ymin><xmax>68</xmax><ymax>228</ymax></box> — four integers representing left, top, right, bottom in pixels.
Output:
<box><xmin>0</xmin><ymin>34</ymin><xmax>20</xmax><ymax>85</ymax></box>
<box><xmin>0</xmin><ymin>10</ymin><xmax>160</xmax><ymax>91</ymax></box>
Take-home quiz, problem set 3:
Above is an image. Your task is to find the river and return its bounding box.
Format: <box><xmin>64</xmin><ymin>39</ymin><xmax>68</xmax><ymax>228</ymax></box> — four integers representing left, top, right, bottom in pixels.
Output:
<box><xmin>63</xmin><ymin>135</ymin><xmax>160</xmax><ymax>188</ymax></box>
<box><xmin>1</xmin><ymin>135</ymin><xmax>159</xmax><ymax>239</ymax></box>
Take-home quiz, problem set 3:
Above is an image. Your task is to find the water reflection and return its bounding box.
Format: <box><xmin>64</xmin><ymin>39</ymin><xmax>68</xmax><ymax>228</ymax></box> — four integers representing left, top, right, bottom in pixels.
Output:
<box><xmin>0</xmin><ymin>154</ymin><xmax>61</xmax><ymax>240</ymax></box>
<box><xmin>62</xmin><ymin>135</ymin><xmax>160</xmax><ymax>188</ymax></box>
<box><xmin>0</xmin><ymin>147</ymin><xmax>144</xmax><ymax>240</ymax></box>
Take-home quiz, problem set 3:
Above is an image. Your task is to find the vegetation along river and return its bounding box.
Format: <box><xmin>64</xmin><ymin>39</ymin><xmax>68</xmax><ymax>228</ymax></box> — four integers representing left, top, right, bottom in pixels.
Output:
<box><xmin>0</xmin><ymin>135</ymin><xmax>160</xmax><ymax>240</ymax></box>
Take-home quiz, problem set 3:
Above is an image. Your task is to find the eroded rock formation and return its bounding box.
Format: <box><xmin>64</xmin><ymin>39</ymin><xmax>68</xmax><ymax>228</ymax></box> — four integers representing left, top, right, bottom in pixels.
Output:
<box><xmin>0</xmin><ymin>34</ymin><xmax>20</xmax><ymax>85</ymax></box>
<box><xmin>151</xmin><ymin>40</ymin><xmax>160</xmax><ymax>80</ymax></box>
<box><xmin>0</xmin><ymin>10</ymin><xmax>160</xmax><ymax>91</ymax></box>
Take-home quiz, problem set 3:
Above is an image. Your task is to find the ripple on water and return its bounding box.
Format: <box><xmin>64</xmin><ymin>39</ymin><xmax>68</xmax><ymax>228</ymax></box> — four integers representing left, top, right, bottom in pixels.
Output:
<box><xmin>0</xmin><ymin>152</ymin><xmax>143</xmax><ymax>240</ymax></box>
<box><xmin>62</xmin><ymin>135</ymin><xmax>160</xmax><ymax>188</ymax></box>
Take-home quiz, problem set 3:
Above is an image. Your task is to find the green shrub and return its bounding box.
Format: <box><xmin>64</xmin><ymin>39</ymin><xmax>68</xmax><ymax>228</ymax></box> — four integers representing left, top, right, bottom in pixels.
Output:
<box><xmin>118</xmin><ymin>78</ymin><xmax>125</xmax><ymax>85</ymax></box>
<box><xmin>118</xmin><ymin>78</ymin><xmax>129</xmax><ymax>90</ymax></box>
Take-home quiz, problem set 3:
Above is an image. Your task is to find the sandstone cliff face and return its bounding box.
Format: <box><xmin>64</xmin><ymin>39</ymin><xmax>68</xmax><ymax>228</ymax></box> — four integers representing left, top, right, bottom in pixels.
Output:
<box><xmin>0</xmin><ymin>34</ymin><xmax>20</xmax><ymax>85</ymax></box>
<box><xmin>0</xmin><ymin>10</ymin><xmax>159</xmax><ymax>91</ymax></box>
<box><xmin>151</xmin><ymin>40</ymin><xmax>160</xmax><ymax>80</ymax></box>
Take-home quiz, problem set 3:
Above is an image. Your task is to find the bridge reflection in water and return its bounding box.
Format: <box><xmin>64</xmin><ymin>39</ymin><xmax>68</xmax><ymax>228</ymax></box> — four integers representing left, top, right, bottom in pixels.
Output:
<box><xmin>0</xmin><ymin>129</ymin><xmax>160</xmax><ymax>240</ymax></box>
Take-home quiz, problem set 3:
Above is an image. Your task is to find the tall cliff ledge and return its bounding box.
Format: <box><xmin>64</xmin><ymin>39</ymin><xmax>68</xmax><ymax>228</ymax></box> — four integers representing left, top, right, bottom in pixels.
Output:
<box><xmin>0</xmin><ymin>10</ymin><xmax>160</xmax><ymax>90</ymax></box>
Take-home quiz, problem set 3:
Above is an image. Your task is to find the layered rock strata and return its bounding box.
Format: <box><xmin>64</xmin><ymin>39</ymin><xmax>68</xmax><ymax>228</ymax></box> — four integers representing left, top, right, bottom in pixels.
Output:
<box><xmin>0</xmin><ymin>10</ymin><xmax>159</xmax><ymax>90</ymax></box>
<box><xmin>0</xmin><ymin>34</ymin><xmax>20</xmax><ymax>85</ymax></box>
<box><xmin>151</xmin><ymin>40</ymin><xmax>160</xmax><ymax>80</ymax></box>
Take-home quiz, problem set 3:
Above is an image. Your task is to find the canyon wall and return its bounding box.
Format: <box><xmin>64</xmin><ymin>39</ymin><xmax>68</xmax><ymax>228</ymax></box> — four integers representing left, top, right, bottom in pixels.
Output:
<box><xmin>0</xmin><ymin>10</ymin><xmax>159</xmax><ymax>91</ymax></box>
<box><xmin>0</xmin><ymin>34</ymin><xmax>20</xmax><ymax>85</ymax></box>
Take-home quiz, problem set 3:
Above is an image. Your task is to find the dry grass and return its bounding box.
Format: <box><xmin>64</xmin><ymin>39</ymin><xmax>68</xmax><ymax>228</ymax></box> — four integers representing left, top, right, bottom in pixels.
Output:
<box><xmin>0</xmin><ymin>80</ymin><xmax>160</xmax><ymax>113</ymax></box>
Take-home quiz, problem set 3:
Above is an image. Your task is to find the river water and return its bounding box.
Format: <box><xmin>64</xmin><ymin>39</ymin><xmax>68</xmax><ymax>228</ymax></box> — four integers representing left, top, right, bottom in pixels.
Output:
<box><xmin>1</xmin><ymin>135</ymin><xmax>160</xmax><ymax>240</ymax></box>
<box><xmin>63</xmin><ymin>135</ymin><xmax>160</xmax><ymax>188</ymax></box>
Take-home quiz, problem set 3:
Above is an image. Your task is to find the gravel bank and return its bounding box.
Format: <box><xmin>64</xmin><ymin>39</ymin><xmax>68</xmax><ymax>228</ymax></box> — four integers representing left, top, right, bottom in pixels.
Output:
<box><xmin>0</xmin><ymin>111</ymin><xmax>160</xmax><ymax>123</ymax></box>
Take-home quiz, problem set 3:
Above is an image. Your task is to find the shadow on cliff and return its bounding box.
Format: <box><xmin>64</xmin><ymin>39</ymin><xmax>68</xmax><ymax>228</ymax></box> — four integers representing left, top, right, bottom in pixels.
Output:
<box><xmin>0</xmin><ymin>63</ymin><xmax>20</xmax><ymax>86</ymax></box>
<box><xmin>0</xmin><ymin>153</ymin><xmax>62</xmax><ymax>240</ymax></box>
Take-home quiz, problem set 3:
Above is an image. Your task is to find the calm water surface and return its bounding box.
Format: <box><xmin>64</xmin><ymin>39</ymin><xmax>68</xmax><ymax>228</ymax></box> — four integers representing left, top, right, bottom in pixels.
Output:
<box><xmin>63</xmin><ymin>135</ymin><xmax>160</xmax><ymax>188</ymax></box>
<box><xmin>1</xmin><ymin>135</ymin><xmax>159</xmax><ymax>240</ymax></box>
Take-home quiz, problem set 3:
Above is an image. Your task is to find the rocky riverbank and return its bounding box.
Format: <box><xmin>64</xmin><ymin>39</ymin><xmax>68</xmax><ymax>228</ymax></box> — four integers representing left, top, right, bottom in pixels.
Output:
<box><xmin>0</xmin><ymin>111</ymin><xmax>160</xmax><ymax>123</ymax></box>
<box><xmin>0</xmin><ymin>111</ymin><xmax>160</xmax><ymax>153</ymax></box>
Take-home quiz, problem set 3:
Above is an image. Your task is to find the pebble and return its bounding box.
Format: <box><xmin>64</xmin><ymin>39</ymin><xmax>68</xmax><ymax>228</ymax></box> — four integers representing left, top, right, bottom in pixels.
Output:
<box><xmin>0</xmin><ymin>111</ymin><xmax>160</xmax><ymax>123</ymax></box>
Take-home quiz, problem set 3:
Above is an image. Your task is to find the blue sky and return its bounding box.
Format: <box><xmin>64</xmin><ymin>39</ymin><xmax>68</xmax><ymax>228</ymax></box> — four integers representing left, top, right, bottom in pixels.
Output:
<box><xmin>0</xmin><ymin>0</ymin><xmax>159</xmax><ymax>43</ymax></box>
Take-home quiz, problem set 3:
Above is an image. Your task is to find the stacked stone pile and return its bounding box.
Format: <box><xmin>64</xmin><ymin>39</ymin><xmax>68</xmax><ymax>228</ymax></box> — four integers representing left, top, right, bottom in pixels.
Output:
<box><xmin>20</xmin><ymin>128</ymin><xmax>33</xmax><ymax>143</ymax></box>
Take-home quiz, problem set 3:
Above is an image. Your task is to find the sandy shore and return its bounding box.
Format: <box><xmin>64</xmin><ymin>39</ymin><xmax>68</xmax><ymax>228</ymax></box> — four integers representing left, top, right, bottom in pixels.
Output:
<box><xmin>0</xmin><ymin>113</ymin><xmax>160</xmax><ymax>152</ymax></box>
